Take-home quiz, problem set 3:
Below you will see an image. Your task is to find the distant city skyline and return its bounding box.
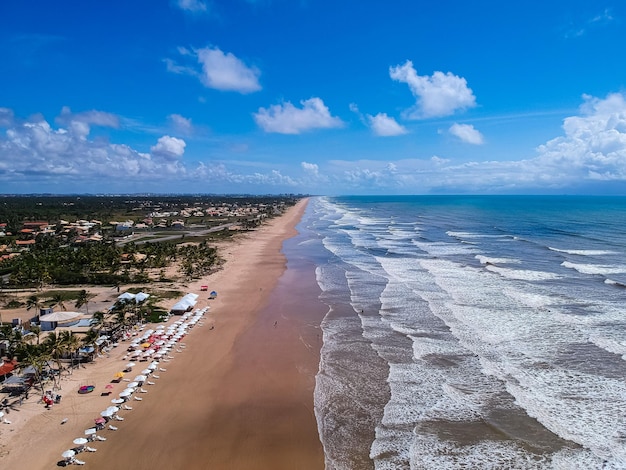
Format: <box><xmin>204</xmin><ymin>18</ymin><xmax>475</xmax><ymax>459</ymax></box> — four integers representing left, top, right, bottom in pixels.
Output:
<box><xmin>2</xmin><ymin>1</ymin><xmax>626</xmax><ymax>195</ymax></box>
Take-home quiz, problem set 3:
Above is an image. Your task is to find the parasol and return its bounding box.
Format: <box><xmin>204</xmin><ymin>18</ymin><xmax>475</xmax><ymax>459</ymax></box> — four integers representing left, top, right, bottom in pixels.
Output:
<box><xmin>62</xmin><ymin>450</ymin><xmax>76</xmax><ymax>459</ymax></box>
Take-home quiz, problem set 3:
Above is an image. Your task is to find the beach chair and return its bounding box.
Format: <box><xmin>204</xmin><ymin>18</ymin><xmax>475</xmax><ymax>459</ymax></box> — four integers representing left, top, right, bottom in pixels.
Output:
<box><xmin>73</xmin><ymin>458</ymin><xmax>86</xmax><ymax>465</ymax></box>
<box><xmin>123</xmin><ymin>404</ymin><xmax>133</xmax><ymax>410</ymax></box>
<box><xmin>134</xmin><ymin>396</ymin><xmax>143</xmax><ymax>401</ymax></box>
<box><xmin>146</xmin><ymin>381</ymin><xmax>155</xmax><ymax>385</ymax></box>
<box><xmin>140</xmin><ymin>388</ymin><xmax>148</xmax><ymax>393</ymax></box>
<box><xmin>86</xmin><ymin>446</ymin><xmax>97</xmax><ymax>452</ymax></box>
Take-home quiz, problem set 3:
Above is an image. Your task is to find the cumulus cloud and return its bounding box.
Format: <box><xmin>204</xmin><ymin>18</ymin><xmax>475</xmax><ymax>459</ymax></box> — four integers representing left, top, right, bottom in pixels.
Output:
<box><xmin>301</xmin><ymin>161</ymin><xmax>319</xmax><ymax>176</ymax></box>
<box><xmin>254</xmin><ymin>97</ymin><xmax>343</xmax><ymax>134</ymax></box>
<box><xmin>390</xmin><ymin>60</ymin><xmax>476</xmax><ymax>119</ymax></box>
<box><xmin>151</xmin><ymin>136</ymin><xmax>186</xmax><ymax>161</ymax></box>
<box><xmin>168</xmin><ymin>114</ymin><xmax>194</xmax><ymax>135</ymax></box>
<box><xmin>197</xmin><ymin>47</ymin><xmax>261</xmax><ymax>93</ymax></box>
<box><xmin>367</xmin><ymin>113</ymin><xmax>408</xmax><ymax>136</ymax></box>
<box><xmin>52</xmin><ymin>107</ymin><xmax>121</xmax><ymax>140</ymax></box>
<box><xmin>165</xmin><ymin>46</ymin><xmax>261</xmax><ymax>94</ymax></box>
<box><xmin>0</xmin><ymin>110</ymin><xmax>193</xmax><ymax>187</ymax></box>
<box><xmin>449</xmin><ymin>123</ymin><xmax>484</xmax><ymax>144</ymax></box>
<box><xmin>535</xmin><ymin>93</ymin><xmax>626</xmax><ymax>181</ymax></box>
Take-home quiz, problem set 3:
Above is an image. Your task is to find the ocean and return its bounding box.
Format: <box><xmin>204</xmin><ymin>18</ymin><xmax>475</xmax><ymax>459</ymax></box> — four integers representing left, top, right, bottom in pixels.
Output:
<box><xmin>293</xmin><ymin>195</ymin><xmax>626</xmax><ymax>469</ymax></box>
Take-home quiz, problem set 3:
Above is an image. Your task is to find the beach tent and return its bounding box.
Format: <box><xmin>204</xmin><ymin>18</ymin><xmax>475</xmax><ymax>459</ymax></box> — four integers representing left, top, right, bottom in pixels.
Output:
<box><xmin>118</xmin><ymin>292</ymin><xmax>136</xmax><ymax>301</ymax></box>
<box><xmin>170</xmin><ymin>293</ymin><xmax>199</xmax><ymax>314</ymax></box>
<box><xmin>134</xmin><ymin>292</ymin><xmax>150</xmax><ymax>303</ymax></box>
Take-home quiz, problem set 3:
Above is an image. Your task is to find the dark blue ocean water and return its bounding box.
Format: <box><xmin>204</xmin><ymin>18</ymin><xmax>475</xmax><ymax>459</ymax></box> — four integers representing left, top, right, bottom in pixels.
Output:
<box><xmin>297</xmin><ymin>196</ymin><xmax>626</xmax><ymax>469</ymax></box>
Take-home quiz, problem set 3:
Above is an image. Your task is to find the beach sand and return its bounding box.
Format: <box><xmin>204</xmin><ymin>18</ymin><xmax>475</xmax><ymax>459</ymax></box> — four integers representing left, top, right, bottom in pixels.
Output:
<box><xmin>0</xmin><ymin>198</ymin><xmax>326</xmax><ymax>469</ymax></box>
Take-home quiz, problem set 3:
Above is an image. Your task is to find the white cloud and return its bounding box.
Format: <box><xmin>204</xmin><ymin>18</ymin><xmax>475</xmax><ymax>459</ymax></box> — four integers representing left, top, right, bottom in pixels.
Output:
<box><xmin>0</xmin><ymin>115</ymin><xmax>176</xmax><ymax>181</ymax></box>
<box><xmin>367</xmin><ymin>113</ymin><xmax>408</xmax><ymax>136</ymax></box>
<box><xmin>175</xmin><ymin>0</ymin><xmax>208</xmax><ymax>13</ymax></box>
<box><xmin>165</xmin><ymin>46</ymin><xmax>261</xmax><ymax>94</ymax></box>
<box><xmin>0</xmin><ymin>108</ymin><xmax>16</xmax><ymax>127</ymax></box>
<box><xmin>254</xmin><ymin>97</ymin><xmax>343</xmax><ymax>134</ymax></box>
<box><xmin>449</xmin><ymin>123</ymin><xmax>484</xmax><ymax>144</ymax></box>
<box><xmin>535</xmin><ymin>93</ymin><xmax>626</xmax><ymax>181</ymax></box>
<box><xmin>390</xmin><ymin>61</ymin><xmax>476</xmax><ymax>119</ymax></box>
<box><xmin>151</xmin><ymin>136</ymin><xmax>186</xmax><ymax>161</ymax></box>
<box><xmin>168</xmin><ymin>114</ymin><xmax>194</xmax><ymax>135</ymax></box>
<box><xmin>53</xmin><ymin>107</ymin><xmax>120</xmax><ymax>140</ymax></box>
<box><xmin>197</xmin><ymin>47</ymin><xmax>261</xmax><ymax>93</ymax></box>
<box><xmin>301</xmin><ymin>161</ymin><xmax>319</xmax><ymax>176</ymax></box>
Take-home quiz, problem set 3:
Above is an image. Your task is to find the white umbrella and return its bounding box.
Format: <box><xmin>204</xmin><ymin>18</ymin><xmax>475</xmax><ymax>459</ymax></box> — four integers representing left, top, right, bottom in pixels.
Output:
<box><xmin>134</xmin><ymin>375</ymin><xmax>147</xmax><ymax>382</ymax></box>
<box><xmin>62</xmin><ymin>450</ymin><xmax>76</xmax><ymax>459</ymax></box>
<box><xmin>100</xmin><ymin>409</ymin><xmax>114</xmax><ymax>417</ymax></box>
<box><xmin>119</xmin><ymin>390</ymin><xmax>132</xmax><ymax>398</ymax></box>
<box><xmin>111</xmin><ymin>398</ymin><xmax>124</xmax><ymax>404</ymax></box>
<box><xmin>127</xmin><ymin>382</ymin><xmax>139</xmax><ymax>388</ymax></box>
<box><xmin>73</xmin><ymin>437</ymin><xmax>88</xmax><ymax>446</ymax></box>
<box><xmin>141</xmin><ymin>369</ymin><xmax>151</xmax><ymax>375</ymax></box>
<box><xmin>125</xmin><ymin>362</ymin><xmax>136</xmax><ymax>368</ymax></box>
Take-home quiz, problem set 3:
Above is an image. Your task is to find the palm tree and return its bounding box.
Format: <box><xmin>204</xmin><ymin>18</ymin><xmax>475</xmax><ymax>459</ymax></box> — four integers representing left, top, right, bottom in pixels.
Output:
<box><xmin>42</xmin><ymin>332</ymin><xmax>65</xmax><ymax>389</ymax></box>
<box><xmin>59</xmin><ymin>331</ymin><xmax>81</xmax><ymax>373</ymax></box>
<box><xmin>81</xmin><ymin>328</ymin><xmax>100</xmax><ymax>358</ymax></box>
<box><xmin>49</xmin><ymin>294</ymin><xmax>67</xmax><ymax>312</ymax></box>
<box><xmin>16</xmin><ymin>343</ymin><xmax>50</xmax><ymax>396</ymax></box>
<box><xmin>74</xmin><ymin>289</ymin><xmax>90</xmax><ymax>314</ymax></box>
<box><xmin>26</xmin><ymin>295</ymin><xmax>43</xmax><ymax>319</ymax></box>
<box><xmin>90</xmin><ymin>311</ymin><xmax>106</xmax><ymax>330</ymax></box>
<box><xmin>28</xmin><ymin>324</ymin><xmax>42</xmax><ymax>345</ymax></box>
<box><xmin>0</xmin><ymin>324</ymin><xmax>24</xmax><ymax>357</ymax></box>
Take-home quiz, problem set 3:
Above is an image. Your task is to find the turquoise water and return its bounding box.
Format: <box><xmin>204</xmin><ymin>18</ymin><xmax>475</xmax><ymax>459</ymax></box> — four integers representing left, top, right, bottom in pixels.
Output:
<box><xmin>296</xmin><ymin>196</ymin><xmax>626</xmax><ymax>469</ymax></box>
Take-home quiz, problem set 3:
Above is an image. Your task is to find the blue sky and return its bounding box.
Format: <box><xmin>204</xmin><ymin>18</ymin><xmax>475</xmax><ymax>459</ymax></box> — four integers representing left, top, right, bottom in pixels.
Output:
<box><xmin>2</xmin><ymin>1</ymin><xmax>626</xmax><ymax>195</ymax></box>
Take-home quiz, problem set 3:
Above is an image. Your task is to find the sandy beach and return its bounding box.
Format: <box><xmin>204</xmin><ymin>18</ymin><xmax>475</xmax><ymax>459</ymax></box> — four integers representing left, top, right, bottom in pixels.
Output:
<box><xmin>0</xmin><ymin>197</ymin><xmax>326</xmax><ymax>469</ymax></box>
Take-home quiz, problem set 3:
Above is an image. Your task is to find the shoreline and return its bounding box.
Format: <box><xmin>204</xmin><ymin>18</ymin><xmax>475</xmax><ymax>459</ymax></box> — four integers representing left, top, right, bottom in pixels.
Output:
<box><xmin>1</xmin><ymin>197</ymin><xmax>325</xmax><ymax>469</ymax></box>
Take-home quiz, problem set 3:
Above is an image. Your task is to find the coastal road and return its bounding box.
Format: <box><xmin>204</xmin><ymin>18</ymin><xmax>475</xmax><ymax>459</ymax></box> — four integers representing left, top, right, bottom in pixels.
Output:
<box><xmin>115</xmin><ymin>222</ymin><xmax>237</xmax><ymax>246</ymax></box>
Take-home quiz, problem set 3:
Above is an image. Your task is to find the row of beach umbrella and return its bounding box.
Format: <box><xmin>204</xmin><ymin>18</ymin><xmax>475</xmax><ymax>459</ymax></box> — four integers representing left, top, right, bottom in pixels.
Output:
<box><xmin>61</xmin><ymin>307</ymin><xmax>208</xmax><ymax>465</ymax></box>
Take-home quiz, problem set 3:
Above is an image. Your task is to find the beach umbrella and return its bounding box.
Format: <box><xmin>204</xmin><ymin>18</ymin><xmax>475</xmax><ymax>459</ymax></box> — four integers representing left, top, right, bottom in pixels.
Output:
<box><xmin>111</xmin><ymin>398</ymin><xmax>124</xmax><ymax>404</ymax></box>
<box><xmin>94</xmin><ymin>417</ymin><xmax>106</xmax><ymax>424</ymax></box>
<box><xmin>141</xmin><ymin>369</ymin><xmax>151</xmax><ymax>375</ymax></box>
<box><xmin>100</xmin><ymin>409</ymin><xmax>114</xmax><ymax>418</ymax></box>
<box><xmin>73</xmin><ymin>437</ymin><xmax>88</xmax><ymax>446</ymax></box>
<box><xmin>125</xmin><ymin>362</ymin><xmax>136</xmax><ymax>369</ymax></box>
<box><xmin>107</xmin><ymin>406</ymin><xmax>120</xmax><ymax>414</ymax></box>
<box><xmin>62</xmin><ymin>450</ymin><xmax>76</xmax><ymax>459</ymax></box>
<box><xmin>127</xmin><ymin>382</ymin><xmax>139</xmax><ymax>388</ymax></box>
<box><xmin>119</xmin><ymin>390</ymin><xmax>132</xmax><ymax>398</ymax></box>
<box><xmin>141</xmin><ymin>342</ymin><xmax>151</xmax><ymax>348</ymax></box>
<box><xmin>105</xmin><ymin>384</ymin><xmax>114</xmax><ymax>390</ymax></box>
<box><xmin>114</xmin><ymin>371</ymin><xmax>125</xmax><ymax>379</ymax></box>
<box><xmin>133</xmin><ymin>375</ymin><xmax>147</xmax><ymax>382</ymax></box>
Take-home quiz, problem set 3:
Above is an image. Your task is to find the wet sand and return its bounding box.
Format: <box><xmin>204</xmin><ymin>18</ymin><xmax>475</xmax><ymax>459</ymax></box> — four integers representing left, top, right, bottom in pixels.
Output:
<box><xmin>0</xmin><ymin>198</ymin><xmax>326</xmax><ymax>469</ymax></box>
